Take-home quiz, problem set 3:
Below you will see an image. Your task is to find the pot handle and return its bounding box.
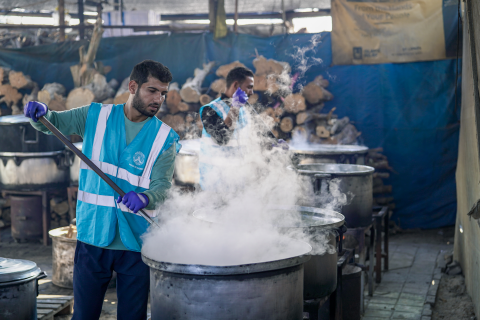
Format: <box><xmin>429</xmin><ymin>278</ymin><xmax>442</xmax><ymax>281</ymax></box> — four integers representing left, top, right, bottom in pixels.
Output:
<box><xmin>36</xmin><ymin>271</ymin><xmax>47</xmax><ymax>296</ymax></box>
<box><xmin>20</xmin><ymin>125</ymin><xmax>39</xmax><ymax>144</ymax></box>
<box><xmin>313</xmin><ymin>173</ymin><xmax>332</xmax><ymax>193</ymax></box>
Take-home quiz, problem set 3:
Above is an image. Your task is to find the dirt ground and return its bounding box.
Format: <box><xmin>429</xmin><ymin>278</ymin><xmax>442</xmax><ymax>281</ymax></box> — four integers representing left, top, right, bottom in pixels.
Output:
<box><xmin>433</xmin><ymin>273</ymin><xmax>476</xmax><ymax>320</ymax></box>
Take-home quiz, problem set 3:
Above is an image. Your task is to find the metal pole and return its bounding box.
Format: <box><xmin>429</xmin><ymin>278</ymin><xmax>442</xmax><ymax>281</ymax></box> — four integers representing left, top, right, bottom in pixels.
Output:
<box><xmin>38</xmin><ymin>116</ymin><xmax>159</xmax><ymax>227</ymax></box>
<box><xmin>58</xmin><ymin>0</ymin><xmax>65</xmax><ymax>41</ymax></box>
<box><xmin>77</xmin><ymin>0</ymin><xmax>84</xmax><ymax>39</ymax></box>
<box><xmin>234</xmin><ymin>0</ymin><xmax>238</xmax><ymax>33</ymax></box>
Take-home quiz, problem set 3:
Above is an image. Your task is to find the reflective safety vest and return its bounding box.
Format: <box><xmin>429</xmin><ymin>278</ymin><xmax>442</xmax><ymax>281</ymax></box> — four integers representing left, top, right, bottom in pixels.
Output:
<box><xmin>198</xmin><ymin>98</ymin><xmax>247</xmax><ymax>190</ymax></box>
<box><xmin>76</xmin><ymin>103</ymin><xmax>180</xmax><ymax>252</ymax></box>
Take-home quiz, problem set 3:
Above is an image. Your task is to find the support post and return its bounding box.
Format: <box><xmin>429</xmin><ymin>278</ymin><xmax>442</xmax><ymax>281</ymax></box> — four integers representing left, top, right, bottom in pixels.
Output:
<box><xmin>234</xmin><ymin>0</ymin><xmax>238</xmax><ymax>33</ymax></box>
<box><xmin>58</xmin><ymin>0</ymin><xmax>65</xmax><ymax>41</ymax></box>
<box><xmin>78</xmin><ymin>0</ymin><xmax>84</xmax><ymax>39</ymax></box>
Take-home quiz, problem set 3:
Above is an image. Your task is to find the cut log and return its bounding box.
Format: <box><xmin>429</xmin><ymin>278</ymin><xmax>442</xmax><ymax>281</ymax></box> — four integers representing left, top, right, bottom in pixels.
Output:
<box><xmin>0</xmin><ymin>84</ymin><xmax>22</xmax><ymax>107</ymax></box>
<box><xmin>83</xmin><ymin>73</ymin><xmax>116</xmax><ymax>102</ymax></box>
<box><xmin>373</xmin><ymin>185</ymin><xmax>393</xmax><ymax>194</ymax></box>
<box><xmin>373</xmin><ymin>172</ymin><xmax>390</xmax><ymax>179</ymax></box>
<box><xmin>185</xmin><ymin>113</ymin><xmax>195</xmax><ymax>124</ymax></box>
<box><xmin>37</xmin><ymin>83</ymin><xmax>66</xmax><ymax>105</ymax></box>
<box><xmin>0</xmin><ymin>67</ymin><xmax>11</xmax><ymax>84</ymax></box>
<box><xmin>9</xmin><ymin>71</ymin><xmax>35</xmax><ymax>90</ymax></box>
<box><xmin>330</xmin><ymin>116</ymin><xmax>350</xmax><ymax>134</ymax></box>
<box><xmin>199</xmin><ymin>94</ymin><xmax>212</xmax><ymax>106</ymax></box>
<box><xmin>162</xmin><ymin>113</ymin><xmax>186</xmax><ymax>134</ymax></box>
<box><xmin>113</xmin><ymin>92</ymin><xmax>129</xmax><ymax>105</ymax></box>
<box><xmin>316</xmin><ymin>125</ymin><xmax>330</xmax><ymax>138</ymax></box>
<box><xmin>333</xmin><ymin>124</ymin><xmax>360</xmax><ymax>145</ymax></box>
<box><xmin>249</xmin><ymin>93</ymin><xmax>259</xmax><ymax>105</ymax></box>
<box><xmin>48</xmin><ymin>94</ymin><xmax>66</xmax><ymax>111</ymax></box>
<box><xmin>70</xmin><ymin>18</ymin><xmax>105</xmax><ymax>87</ymax></box>
<box><xmin>253</xmin><ymin>55</ymin><xmax>291</xmax><ymax>76</ymax></box>
<box><xmin>101</xmin><ymin>98</ymin><xmax>114</xmax><ymax>104</ymax></box>
<box><xmin>210</xmin><ymin>78</ymin><xmax>226</xmax><ymax>94</ymax></box>
<box><xmin>115</xmin><ymin>77</ymin><xmax>130</xmax><ymax>96</ymax></box>
<box><xmin>165</xmin><ymin>82</ymin><xmax>181</xmax><ymax>109</ymax></box>
<box><xmin>283</xmin><ymin>94</ymin><xmax>306</xmax><ymax>114</ymax></box>
<box><xmin>66</xmin><ymin>87</ymin><xmax>95</xmax><ymax>110</ymax></box>
<box><xmin>370</xmin><ymin>160</ymin><xmax>394</xmax><ymax>171</ymax></box>
<box><xmin>302</xmin><ymin>81</ymin><xmax>334</xmax><ymax>104</ymax></box>
<box><xmin>180</xmin><ymin>62</ymin><xmax>215</xmax><ymax>103</ymax></box>
<box><xmin>10</xmin><ymin>105</ymin><xmax>22</xmax><ymax>115</ymax></box>
<box><xmin>292</xmin><ymin>126</ymin><xmax>308</xmax><ymax>140</ymax></box>
<box><xmin>169</xmin><ymin>102</ymin><xmax>189</xmax><ymax>115</ymax></box>
<box><xmin>313</xmin><ymin>75</ymin><xmax>329</xmax><ymax>88</ymax></box>
<box><xmin>253</xmin><ymin>75</ymin><xmax>267</xmax><ymax>91</ymax></box>
<box><xmin>22</xmin><ymin>84</ymin><xmax>39</xmax><ymax>107</ymax></box>
<box><xmin>216</xmin><ymin>61</ymin><xmax>246</xmax><ymax>78</ymax></box>
<box><xmin>280</xmin><ymin>116</ymin><xmax>294</xmax><ymax>133</ymax></box>
<box><xmin>296</xmin><ymin>112</ymin><xmax>310</xmax><ymax>125</ymax></box>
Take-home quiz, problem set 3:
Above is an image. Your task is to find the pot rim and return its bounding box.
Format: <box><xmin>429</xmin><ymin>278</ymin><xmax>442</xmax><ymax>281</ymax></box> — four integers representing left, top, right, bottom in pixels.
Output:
<box><xmin>290</xmin><ymin>164</ymin><xmax>375</xmax><ymax>176</ymax></box>
<box><xmin>0</xmin><ymin>150</ymin><xmax>65</xmax><ymax>157</ymax></box>
<box><xmin>290</xmin><ymin>144</ymin><xmax>368</xmax><ymax>155</ymax></box>
<box><xmin>48</xmin><ymin>227</ymin><xmax>77</xmax><ymax>243</ymax></box>
<box><xmin>141</xmin><ymin>240</ymin><xmax>312</xmax><ymax>276</ymax></box>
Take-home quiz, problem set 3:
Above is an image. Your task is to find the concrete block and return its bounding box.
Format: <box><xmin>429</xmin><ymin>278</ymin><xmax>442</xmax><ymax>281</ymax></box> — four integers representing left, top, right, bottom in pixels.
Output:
<box><xmin>427</xmin><ymin>283</ymin><xmax>439</xmax><ymax>296</ymax></box>
<box><xmin>425</xmin><ymin>295</ymin><xmax>436</xmax><ymax>306</ymax></box>
<box><xmin>395</xmin><ymin>304</ymin><xmax>424</xmax><ymax>313</ymax></box>
<box><xmin>422</xmin><ymin>304</ymin><xmax>432</xmax><ymax>316</ymax></box>
<box><xmin>364</xmin><ymin>309</ymin><xmax>393</xmax><ymax>317</ymax></box>
<box><xmin>397</xmin><ymin>298</ymin><xmax>425</xmax><ymax>307</ymax></box>
<box><xmin>367</xmin><ymin>302</ymin><xmax>396</xmax><ymax>311</ymax></box>
<box><xmin>392</xmin><ymin>311</ymin><xmax>422</xmax><ymax>319</ymax></box>
<box><xmin>399</xmin><ymin>292</ymin><xmax>426</xmax><ymax>302</ymax></box>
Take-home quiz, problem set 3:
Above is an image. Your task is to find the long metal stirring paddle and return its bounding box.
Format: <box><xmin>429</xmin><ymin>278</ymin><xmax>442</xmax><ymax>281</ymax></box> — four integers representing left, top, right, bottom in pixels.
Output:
<box><xmin>38</xmin><ymin>116</ymin><xmax>159</xmax><ymax>228</ymax></box>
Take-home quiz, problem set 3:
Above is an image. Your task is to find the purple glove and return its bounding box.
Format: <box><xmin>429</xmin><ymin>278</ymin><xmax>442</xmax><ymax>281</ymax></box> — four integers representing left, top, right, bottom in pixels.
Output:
<box><xmin>232</xmin><ymin>87</ymin><xmax>248</xmax><ymax>108</ymax></box>
<box><xmin>24</xmin><ymin>101</ymin><xmax>47</xmax><ymax>122</ymax></box>
<box><xmin>272</xmin><ymin>139</ymin><xmax>290</xmax><ymax>150</ymax></box>
<box><xmin>117</xmin><ymin>191</ymin><xmax>149</xmax><ymax>213</ymax></box>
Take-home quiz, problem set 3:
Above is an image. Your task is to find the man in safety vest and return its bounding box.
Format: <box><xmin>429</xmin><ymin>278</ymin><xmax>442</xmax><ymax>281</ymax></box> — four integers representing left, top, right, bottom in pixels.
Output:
<box><xmin>199</xmin><ymin>67</ymin><xmax>285</xmax><ymax>190</ymax></box>
<box><xmin>24</xmin><ymin>60</ymin><xmax>180</xmax><ymax>320</ymax></box>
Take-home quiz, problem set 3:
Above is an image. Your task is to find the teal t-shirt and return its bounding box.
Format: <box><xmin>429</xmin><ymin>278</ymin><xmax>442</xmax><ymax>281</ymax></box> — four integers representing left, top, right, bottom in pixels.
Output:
<box><xmin>30</xmin><ymin>105</ymin><xmax>176</xmax><ymax>250</ymax></box>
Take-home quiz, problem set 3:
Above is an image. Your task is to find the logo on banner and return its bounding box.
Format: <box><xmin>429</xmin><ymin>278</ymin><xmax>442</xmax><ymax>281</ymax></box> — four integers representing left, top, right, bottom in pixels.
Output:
<box><xmin>133</xmin><ymin>151</ymin><xmax>145</xmax><ymax>166</ymax></box>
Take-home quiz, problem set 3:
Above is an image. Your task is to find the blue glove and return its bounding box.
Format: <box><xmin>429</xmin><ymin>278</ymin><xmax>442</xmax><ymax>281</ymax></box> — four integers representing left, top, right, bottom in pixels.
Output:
<box><xmin>272</xmin><ymin>139</ymin><xmax>290</xmax><ymax>150</ymax></box>
<box><xmin>232</xmin><ymin>87</ymin><xmax>248</xmax><ymax>108</ymax></box>
<box><xmin>117</xmin><ymin>191</ymin><xmax>149</xmax><ymax>213</ymax></box>
<box><xmin>24</xmin><ymin>101</ymin><xmax>48</xmax><ymax>122</ymax></box>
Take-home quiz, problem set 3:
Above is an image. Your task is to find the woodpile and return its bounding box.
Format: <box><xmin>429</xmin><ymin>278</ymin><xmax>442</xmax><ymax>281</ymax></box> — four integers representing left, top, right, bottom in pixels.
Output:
<box><xmin>367</xmin><ymin>148</ymin><xmax>396</xmax><ymax>213</ymax></box>
<box><xmin>50</xmin><ymin>197</ymin><xmax>71</xmax><ymax>229</ymax></box>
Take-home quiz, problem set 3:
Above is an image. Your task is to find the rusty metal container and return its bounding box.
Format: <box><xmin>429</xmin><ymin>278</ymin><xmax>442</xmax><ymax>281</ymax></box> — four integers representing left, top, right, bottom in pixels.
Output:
<box><xmin>48</xmin><ymin>227</ymin><xmax>76</xmax><ymax>288</ymax></box>
<box><xmin>10</xmin><ymin>195</ymin><xmax>42</xmax><ymax>241</ymax></box>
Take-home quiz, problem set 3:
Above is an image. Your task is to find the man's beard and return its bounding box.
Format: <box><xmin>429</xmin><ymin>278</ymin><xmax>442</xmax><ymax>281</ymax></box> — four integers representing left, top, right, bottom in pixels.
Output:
<box><xmin>132</xmin><ymin>91</ymin><xmax>159</xmax><ymax>117</ymax></box>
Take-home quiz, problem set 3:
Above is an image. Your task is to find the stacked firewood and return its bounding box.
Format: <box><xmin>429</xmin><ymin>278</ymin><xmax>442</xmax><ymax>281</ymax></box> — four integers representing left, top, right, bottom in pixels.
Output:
<box><xmin>367</xmin><ymin>148</ymin><xmax>395</xmax><ymax>214</ymax></box>
<box><xmin>0</xmin><ymin>197</ymin><xmax>10</xmax><ymax>228</ymax></box>
<box><xmin>50</xmin><ymin>197</ymin><xmax>71</xmax><ymax>229</ymax></box>
<box><xmin>156</xmin><ymin>62</ymin><xmax>216</xmax><ymax>139</ymax></box>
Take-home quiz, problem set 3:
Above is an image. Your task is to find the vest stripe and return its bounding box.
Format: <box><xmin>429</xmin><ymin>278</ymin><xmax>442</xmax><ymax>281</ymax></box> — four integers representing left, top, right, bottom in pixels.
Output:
<box><xmin>80</xmin><ymin>159</ymin><xmax>118</xmax><ymax>177</ymax></box>
<box><xmin>92</xmin><ymin>104</ymin><xmax>113</xmax><ymax>161</ymax></box>
<box><xmin>143</xmin><ymin>123</ymin><xmax>171</xmax><ymax>179</ymax></box>
<box><xmin>80</xmin><ymin>160</ymin><xmax>151</xmax><ymax>188</ymax></box>
<box><xmin>77</xmin><ymin>190</ymin><xmax>156</xmax><ymax>217</ymax></box>
<box><xmin>212</xmin><ymin>100</ymin><xmax>227</xmax><ymax>119</ymax></box>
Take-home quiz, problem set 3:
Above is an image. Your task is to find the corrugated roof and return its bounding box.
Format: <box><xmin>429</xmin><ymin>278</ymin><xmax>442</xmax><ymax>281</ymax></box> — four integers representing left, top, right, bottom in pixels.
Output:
<box><xmin>0</xmin><ymin>0</ymin><xmax>330</xmax><ymax>16</ymax></box>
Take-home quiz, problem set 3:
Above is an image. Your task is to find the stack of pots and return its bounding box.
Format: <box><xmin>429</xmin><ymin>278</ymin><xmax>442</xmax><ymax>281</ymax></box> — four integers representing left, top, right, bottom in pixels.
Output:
<box><xmin>0</xmin><ymin>257</ymin><xmax>47</xmax><ymax>320</ymax></box>
<box><xmin>0</xmin><ymin>115</ymin><xmax>70</xmax><ymax>191</ymax></box>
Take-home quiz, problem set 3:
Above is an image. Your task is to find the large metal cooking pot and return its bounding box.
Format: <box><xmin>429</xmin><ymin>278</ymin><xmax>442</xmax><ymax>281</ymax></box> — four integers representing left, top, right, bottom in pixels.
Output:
<box><xmin>0</xmin><ymin>257</ymin><xmax>47</xmax><ymax>320</ymax></box>
<box><xmin>68</xmin><ymin>142</ymin><xmax>83</xmax><ymax>185</ymax></box>
<box><xmin>294</xmin><ymin>163</ymin><xmax>375</xmax><ymax>228</ymax></box>
<box><xmin>174</xmin><ymin>139</ymin><xmax>200</xmax><ymax>186</ymax></box>
<box><xmin>193</xmin><ymin>206</ymin><xmax>345</xmax><ymax>300</ymax></box>
<box><xmin>0</xmin><ymin>151</ymin><xmax>70</xmax><ymax>191</ymax></box>
<box><xmin>0</xmin><ymin>115</ymin><xmax>65</xmax><ymax>153</ymax></box>
<box><xmin>142</xmin><ymin>240</ymin><xmax>311</xmax><ymax>320</ymax></box>
<box><xmin>290</xmin><ymin>144</ymin><xmax>368</xmax><ymax>166</ymax></box>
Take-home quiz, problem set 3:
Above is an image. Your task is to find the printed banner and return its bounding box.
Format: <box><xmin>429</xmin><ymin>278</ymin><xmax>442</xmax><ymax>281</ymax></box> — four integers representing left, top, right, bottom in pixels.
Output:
<box><xmin>331</xmin><ymin>0</ymin><xmax>449</xmax><ymax>65</ymax></box>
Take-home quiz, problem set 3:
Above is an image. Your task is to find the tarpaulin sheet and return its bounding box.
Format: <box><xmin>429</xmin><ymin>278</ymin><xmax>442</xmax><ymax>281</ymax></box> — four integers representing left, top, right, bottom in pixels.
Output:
<box><xmin>0</xmin><ymin>32</ymin><xmax>459</xmax><ymax>229</ymax></box>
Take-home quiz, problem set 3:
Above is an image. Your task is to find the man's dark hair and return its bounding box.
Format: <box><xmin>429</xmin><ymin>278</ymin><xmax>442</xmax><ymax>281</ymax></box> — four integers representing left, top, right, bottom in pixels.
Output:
<box><xmin>130</xmin><ymin>60</ymin><xmax>173</xmax><ymax>88</ymax></box>
<box><xmin>226</xmin><ymin>67</ymin><xmax>254</xmax><ymax>88</ymax></box>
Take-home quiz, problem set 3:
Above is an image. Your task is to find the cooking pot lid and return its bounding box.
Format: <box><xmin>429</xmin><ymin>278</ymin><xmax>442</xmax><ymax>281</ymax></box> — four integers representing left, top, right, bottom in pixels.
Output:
<box><xmin>0</xmin><ymin>114</ymin><xmax>30</xmax><ymax>125</ymax></box>
<box><xmin>290</xmin><ymin>144</ymin><xmax>368</xmax><ymax>155</ymax></box>
<box><xmin>0</xmin><ymin>257</ymin><xmax>41</xmax><ymax>283</ymax></box>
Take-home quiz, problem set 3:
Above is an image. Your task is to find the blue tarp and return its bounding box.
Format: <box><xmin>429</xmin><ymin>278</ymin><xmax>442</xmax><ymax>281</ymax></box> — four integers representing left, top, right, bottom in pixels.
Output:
<box><xmin>0</xmin><ymin>32</ymin><xmax>460</xmax><ymax>229</ymax></box>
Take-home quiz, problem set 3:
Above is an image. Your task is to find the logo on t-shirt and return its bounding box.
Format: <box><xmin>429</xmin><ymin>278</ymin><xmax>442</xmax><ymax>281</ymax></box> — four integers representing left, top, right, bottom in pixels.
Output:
<box><xmin>133</xmin><ymin>151</ymin><xmax>145</xmax><ymax>166</ymax></box>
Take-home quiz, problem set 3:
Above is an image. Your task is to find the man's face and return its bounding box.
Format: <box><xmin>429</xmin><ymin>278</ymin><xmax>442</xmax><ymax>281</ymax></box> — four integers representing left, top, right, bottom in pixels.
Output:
<box><xmin>131</xmin><ymin>76</ymin><xmax>169</xmax><ymax>117</ymax></box>
<box><xmin>235</xmin><ymin>76</ymin><xmax>254</xmax><ymax>97</ymax></box>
